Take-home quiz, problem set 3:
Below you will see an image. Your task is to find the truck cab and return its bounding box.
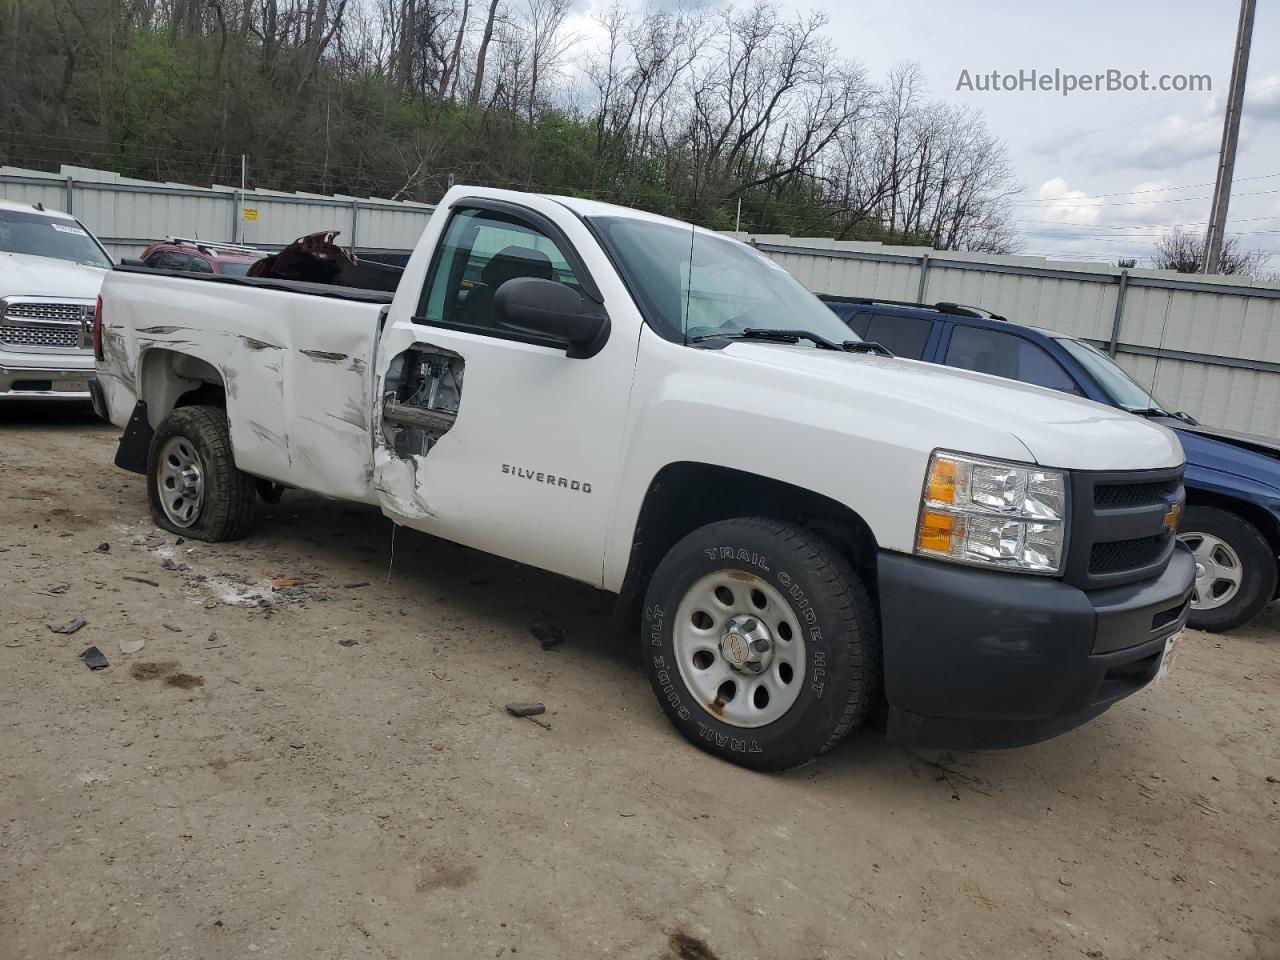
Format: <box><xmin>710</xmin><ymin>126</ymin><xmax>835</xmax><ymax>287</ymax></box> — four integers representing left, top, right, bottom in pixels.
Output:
<box><xmin>0</xmin><ymin>200</ymin><xmax>112</xmax><ymax>401</ymax></box>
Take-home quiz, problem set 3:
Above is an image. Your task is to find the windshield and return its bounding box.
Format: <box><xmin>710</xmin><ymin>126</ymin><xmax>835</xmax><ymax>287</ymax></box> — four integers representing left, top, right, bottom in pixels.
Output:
<box><xmin>590</xmin><ymin>216</ymin><xmax>857</xmax><ymax>345</ymax></box>
<box><xmin>1057</xmin><ymin>338</ymin><xmax>1171</xmax><ymax>414</ymax></box>
<box><xmin>0</xmin><ymin>209</ymin><xmax>111</xmax><ymax>268</ymax></box>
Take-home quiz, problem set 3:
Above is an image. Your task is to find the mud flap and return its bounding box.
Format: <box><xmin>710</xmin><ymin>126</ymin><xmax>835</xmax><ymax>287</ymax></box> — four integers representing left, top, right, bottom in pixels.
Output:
<box><xmin>114</xmin><ymin>400</ymin><xmax>154</xmax><ymax>474</ymax></box>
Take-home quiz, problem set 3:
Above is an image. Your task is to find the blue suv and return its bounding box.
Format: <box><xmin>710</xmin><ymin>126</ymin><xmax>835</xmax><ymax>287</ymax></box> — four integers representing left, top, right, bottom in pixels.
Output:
<box><xmin>822</xmin><ymin>294</ymin><xmax>1280</xmax><ymax>632</ymax></box>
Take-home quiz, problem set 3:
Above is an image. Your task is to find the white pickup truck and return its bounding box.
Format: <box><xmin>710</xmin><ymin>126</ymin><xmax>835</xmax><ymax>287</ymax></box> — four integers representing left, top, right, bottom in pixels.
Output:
<box><xmin>94</xmin><ymin>186</ymin><xmax>1195</xmax><ymax>770</ymax></box>
<box><xmin>1</xmin><ymin>200</ymin><xmax>111</xmax><ymax>400</ymax></box>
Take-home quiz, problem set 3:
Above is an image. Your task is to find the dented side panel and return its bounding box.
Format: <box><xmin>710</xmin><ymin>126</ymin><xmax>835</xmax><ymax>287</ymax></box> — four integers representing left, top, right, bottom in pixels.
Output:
<box><xmin>96</xmin><ymin>270</ymin><xmax>384</xmax><ymax>503</ymax></box>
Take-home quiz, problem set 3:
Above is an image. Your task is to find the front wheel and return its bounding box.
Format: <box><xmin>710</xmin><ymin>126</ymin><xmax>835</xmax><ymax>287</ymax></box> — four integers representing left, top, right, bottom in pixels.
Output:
<box><xmin>641</xmin><ymin>518</ymin><xmax>879</xmax><ymax>771</ymax></box>
<box><xmin>146</xmin><ymin>405</ymin><xmax>257</xmax><ymax>542</ymax></box>
<box><xmin>1178</xmin><ymin>505</ymin><xmax>1276</xmax><ymax>632</ymax></box>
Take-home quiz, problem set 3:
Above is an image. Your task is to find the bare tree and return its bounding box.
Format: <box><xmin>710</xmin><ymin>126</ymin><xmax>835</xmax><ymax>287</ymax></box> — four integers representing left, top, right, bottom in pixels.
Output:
<box><xmin>1152</xmin><ymin>227</ymin><xmax>1271</xmax><ymax>278</ymax></box>
<box><xmin>468</xmin><ymin>0</ymin><xmax>501</xmax><ymax>108</ymax></box>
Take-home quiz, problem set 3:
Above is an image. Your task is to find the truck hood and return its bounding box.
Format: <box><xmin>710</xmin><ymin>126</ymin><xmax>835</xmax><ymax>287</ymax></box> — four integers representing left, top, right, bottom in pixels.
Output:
<box><xmin>0</xmin><ymin>252</ymin><xmax>108</xmax><ymax>299</ymax></box>
<box><xmin>726</xmin><ymin>342</ymin><xmax>1184</xmax><ymax>471</ymax></box>
<box><xmin>1151</xmin><ymin>418</ymin><xmax>1280</xmax><ymax>493</ymax></box>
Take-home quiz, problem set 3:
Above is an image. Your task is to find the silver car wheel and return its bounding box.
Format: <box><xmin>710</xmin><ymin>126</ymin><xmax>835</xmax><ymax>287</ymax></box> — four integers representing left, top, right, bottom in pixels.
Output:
<box><xmin>156</xmin><ymin>436</ymin><xmax>205</xmax><ymax>529</ymax></box>
<box><xmin>1178</xmin><ymin>531</ymin><xmax>1243</xmax><ymax>611</ymax></box>
<box><xmin>672</xmin><ymin>569</ymin><xmax>807</xmax><ymax>728</ymax></box>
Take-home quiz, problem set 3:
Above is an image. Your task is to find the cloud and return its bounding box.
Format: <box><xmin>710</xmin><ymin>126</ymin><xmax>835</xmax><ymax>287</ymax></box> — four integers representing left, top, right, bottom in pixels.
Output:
<box><xmin>1106</xmin><ymin>112</ymin><xmax>1222</xmax><ymax>170</ymax></box>
<box><xmin>1244</xmin><ymin>75</ymin><xmax>1280</xmax><ymax>125</ymax></box>
<box><xmin>1028</xmin><ymin>177</ymin><xmax>1103</xmax><ymax>225</ymax></box>
<box><xmin>1019</xmin><ymin>177</ymin><xmax>1208</xmax><ymax>263</ymax></box>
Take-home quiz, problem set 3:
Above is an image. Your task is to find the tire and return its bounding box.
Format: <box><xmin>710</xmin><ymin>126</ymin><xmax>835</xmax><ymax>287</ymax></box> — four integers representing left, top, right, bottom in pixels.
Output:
<box><xmin>146</xmin><ymin>405</ymin><xmax>257</xmax><ymax>542</ymax></box>
<box><xmin>1178</xmin><ymin>505</ymin><xmax>1276</xmax><ymax>633</ymax></box>
<box><xmin>641</xmin><ymin>518</ymin><xmax>879</xmax><ymax>771</ymax></box>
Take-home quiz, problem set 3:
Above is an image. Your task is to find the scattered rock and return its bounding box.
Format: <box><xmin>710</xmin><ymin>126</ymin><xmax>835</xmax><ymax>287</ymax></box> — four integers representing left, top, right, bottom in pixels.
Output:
<box><xmin>123</xmin><ymin>575</ymin><xmax>160</xmax><ymax>587</ymax></box>
<box><xmin>161</xmin><ymin>558</ymin><xmax>189</xmax><ymax>572</ymax></box>
<box><xmin>505</xmin><ymin>702</ymin><xmax>546</xmax><ymax>718</ymax></box>
<box><xmin>80</xmin><ymin>646</ymin><xmax>109</xmax><ymax>670</ymax></box>
<box><xmin>531</xmin><ymin>622</ymin><xmax>565</xmax><ymax>651</ymax></box>
<box><xmin>1059</xmin><ymin>876</ymin><xmax>1073</xmax><ymax>887</ymax></box>
<box><xmin>203</xmin><ymin>599</ymin><xmax>218</xmax><ymax>609</ymax></box>
<box><xmin>48</xmin><ymin>583</ymin><xmax>70</xmax><ymax>594</ymax></box>
<box><xmin>344</xmin><ymin>581</ymin><xmax>370</xmax><ymax>589</ymax></box>
<box><xmin>49</xmin><ymin>617</ymin><xmax>88</xmax><ymax>635</ymax></box>
<box><xmin>95</xmin><ymin>542</ymin><xmax>110</xmax><ymax>553</ymax></box>
<box><xmin>338</xmin><ymin>637</ymin><xmax>357</xmax><ymax>647</ymax></box>
<box><xmin>1266</xmin><ymin>775</ymin><xmax>1278</xmax><ymax>784</ymax></box>
<box><xmin>162</xmin><ymin>623</ymin><xmax>183</xmax><ymax>633</ymax></box>
<box><xmin>118</xmin><ymin>637</ymin><xmax>146</xmax><ymax>655</ymax></box>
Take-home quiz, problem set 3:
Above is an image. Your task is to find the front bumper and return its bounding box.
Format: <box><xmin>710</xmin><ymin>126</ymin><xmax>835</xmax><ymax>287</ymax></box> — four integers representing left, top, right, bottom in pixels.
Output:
<box><xmin>879</xmin><ymin>545</ymin><xmax>1195</xmax><ymax>750</ymax></box>
<box><xmin>0</xmin><ymin>357</ymin><xmax>95</xmax><ymax>401</ymax></box>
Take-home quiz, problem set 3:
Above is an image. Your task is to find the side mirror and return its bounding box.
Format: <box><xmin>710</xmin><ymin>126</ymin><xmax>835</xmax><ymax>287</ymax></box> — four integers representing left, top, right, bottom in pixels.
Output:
<box><xmin>120</xmin><ymin>257</ymin><xmax>147</xmax><ymax>267</ymax></box>
<box><xmin>493</xmin><ymin>277</ymin><xmax>610</xmax><ymax>359</ymax></box>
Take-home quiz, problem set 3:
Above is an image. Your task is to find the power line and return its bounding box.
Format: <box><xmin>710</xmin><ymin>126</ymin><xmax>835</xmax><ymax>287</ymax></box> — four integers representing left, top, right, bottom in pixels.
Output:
<box><xmin>1011</xmin><ymin>170</ymin><xmax>1280</xmax><ymax>204</ymax></box>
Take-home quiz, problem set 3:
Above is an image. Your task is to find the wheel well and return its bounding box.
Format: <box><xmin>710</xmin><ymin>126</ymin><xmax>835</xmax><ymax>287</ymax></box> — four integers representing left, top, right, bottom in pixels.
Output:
<box><xmin>138</xmin><ymin>348</ymin><xmax>226</xmax><ymax>428</ymax></box>
<box><xmin>611</xmin><ymin>462</ymin><xmax>879</xmax><ymax>632</ymax></box>
<box><xmin>1185</xmin><ymin>489</ymin><xmax>1280</xmax><ymax>596</ymax></box>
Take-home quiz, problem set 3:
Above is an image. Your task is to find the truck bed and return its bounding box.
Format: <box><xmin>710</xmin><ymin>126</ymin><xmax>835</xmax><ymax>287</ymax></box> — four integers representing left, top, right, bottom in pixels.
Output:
<box><xmin>97</xmin><ymin>265</ymin><xmax>392</xmax><ymax>504</ymax></box>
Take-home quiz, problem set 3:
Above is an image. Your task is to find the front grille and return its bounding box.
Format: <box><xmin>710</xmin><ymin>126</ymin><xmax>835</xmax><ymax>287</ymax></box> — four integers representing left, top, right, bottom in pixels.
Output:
<box><xmin>0</xmin><ymin>323</ymin><xmax>82</xmax><ymax>348</ymax></box>
<box><xmin>1090</xmin><ymin>534</ymin><xmax>1167</xmax><ymax>574</ymax></box>
<box><xmin>5</xmin><ymin>301</ymin><xmax>92</xmax><ymax>323</ymax></box>
<box><xmin>1066</xmin><ymin>466</ymin><xmax>1184</xmax><ymax>589</ymax></box>
<box><xmin>1095</xmin><ymin>479</ymin><xmax>1178</xmax><ymax>508</ymax></box>
<box><xmin>1</xmin><ymin>299</ymin><xmax>93</xmax><ymax>351</ymax></box>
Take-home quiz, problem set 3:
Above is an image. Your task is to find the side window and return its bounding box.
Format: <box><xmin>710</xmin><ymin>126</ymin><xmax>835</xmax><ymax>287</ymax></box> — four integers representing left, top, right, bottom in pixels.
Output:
<box><xmin>863</xmin><ymin>313</ymin><xmax>932</xmax><ymax>360</ymax></box>
<box><xmin>944</xmin><ymin>327</ymin><xmax>1081</xmax><ymax>394</ymax></box>
<box><xmin>187</xmin><ymin>256</ymin><xmax>214</xmax><ymax>274</ymax></box>
<box><xmin>841</xmin><ymin>309</ymin><xmax>872</xmax><ymax>339</ymax></box>
<box><xmin>145</xmin><ymin>252</ymin><xmax>166</xmax><ymax>268</ymax></box>
<box><xmin>157</xmin><ymin>251</ymin><xmax>190</xmax><ymax>270</ymax></box>
<box><xmin>417</xmin><ymin>208</ymin><xmax>580</xmax><ymax>337</ymax></box>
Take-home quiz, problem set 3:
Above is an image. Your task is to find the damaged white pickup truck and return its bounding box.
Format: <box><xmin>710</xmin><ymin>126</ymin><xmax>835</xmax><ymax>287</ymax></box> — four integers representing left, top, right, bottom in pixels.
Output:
<box><xmin>95</xmin><ymin>186</ymin><xmax>1195</xmax><ymax>770</ymax></box>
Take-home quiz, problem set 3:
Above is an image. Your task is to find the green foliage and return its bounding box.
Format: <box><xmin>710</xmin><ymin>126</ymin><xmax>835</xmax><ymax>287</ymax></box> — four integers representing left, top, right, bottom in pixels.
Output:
<box><xmin>0</xmin><ymin>5</ymin><xmax>946</xmax><ymax>245</ymax></box>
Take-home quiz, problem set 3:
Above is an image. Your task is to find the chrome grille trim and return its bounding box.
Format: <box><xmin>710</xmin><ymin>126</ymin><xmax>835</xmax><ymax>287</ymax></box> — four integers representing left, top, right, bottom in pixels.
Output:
<box><xmin>0</xmin><ymin>296</ymin><xmax>95</xmax><ymax>352</ymax></box>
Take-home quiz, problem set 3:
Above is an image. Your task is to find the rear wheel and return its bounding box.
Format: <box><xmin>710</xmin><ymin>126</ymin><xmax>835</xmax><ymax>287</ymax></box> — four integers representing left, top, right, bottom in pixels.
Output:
<box><xmin>641</xmin><ymin>518</ymin><xmax>879</xmax><ymax>771</ymax></box>
<box><xmin>146</xmin><ymin>405</ymin><xmax>256</xmax><ymax>542</ymax></box>
<box><xmin>1178</xmin><ymin>505</ymin><xmax>1276</xmax><ymax>632</ymax></box>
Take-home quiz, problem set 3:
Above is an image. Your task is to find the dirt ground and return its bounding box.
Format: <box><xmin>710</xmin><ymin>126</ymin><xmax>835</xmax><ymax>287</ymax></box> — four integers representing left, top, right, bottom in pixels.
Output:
<box><xmin>1</xmin><ymin>403</ymin><xmax>1277</xmax><ymax>960</ymax></box>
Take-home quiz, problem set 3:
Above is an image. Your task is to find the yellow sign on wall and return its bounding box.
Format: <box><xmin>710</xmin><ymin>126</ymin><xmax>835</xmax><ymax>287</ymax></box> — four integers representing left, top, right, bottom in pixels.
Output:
<box><xmin>242</xmin><ymin>208</ymin><xmax>259</xmax><ymax>222</ymax></box>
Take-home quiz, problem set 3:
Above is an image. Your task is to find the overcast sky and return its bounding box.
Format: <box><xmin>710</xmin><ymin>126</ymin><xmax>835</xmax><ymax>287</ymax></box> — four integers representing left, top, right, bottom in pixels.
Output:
<box><xmin>563</xmin><ymin>0</ymin><xmax>1280</xmax><ymax>266</ymax></box>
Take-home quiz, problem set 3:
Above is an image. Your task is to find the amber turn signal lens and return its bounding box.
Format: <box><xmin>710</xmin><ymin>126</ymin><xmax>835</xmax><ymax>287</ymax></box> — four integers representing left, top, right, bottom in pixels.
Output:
<box><xmin>926</xmin><ymin>457</ymin><xmax>957</xmax><ymax>504</ymax></box>
<box><xmin>917</xmin><ymin>510</ymin><xmax>954</xmax><ymax>552</ymax></box>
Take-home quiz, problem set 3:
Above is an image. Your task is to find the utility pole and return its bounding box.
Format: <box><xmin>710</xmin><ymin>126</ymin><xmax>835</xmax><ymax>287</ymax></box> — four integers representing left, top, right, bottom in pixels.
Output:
<box><xmin>237</xmin><ymin>154</ymin><xmax>248</xmax><ymax>244</ymax></box>
<box><xmin>1202</xmin><ymin>0</ymin><xmax>1255</xmax><ymax>274</ymax></box>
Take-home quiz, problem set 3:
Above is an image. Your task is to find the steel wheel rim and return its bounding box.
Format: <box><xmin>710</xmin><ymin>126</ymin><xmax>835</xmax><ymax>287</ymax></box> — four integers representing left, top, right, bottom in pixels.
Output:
<box><xmin>157</xmin><ymin>436</ymin><xmax>205</xmax><ymax>529</ymax></box>
<box><xmin>1178</xmin><ymin>531</ymin><xmax>1243</xmax><ymax>611</ymax></box>
<box><xmin>672</xmin><ymin>569</ymin><xmax>807</xmax><ymax>729</ymax></box>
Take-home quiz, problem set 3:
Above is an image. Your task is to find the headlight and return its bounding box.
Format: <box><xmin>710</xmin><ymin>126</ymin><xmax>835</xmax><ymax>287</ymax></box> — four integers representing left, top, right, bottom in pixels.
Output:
<box><xmin>915</xmin><ymin>451</ymin><xmax>1068</xmax><ymax>574</ymax></box>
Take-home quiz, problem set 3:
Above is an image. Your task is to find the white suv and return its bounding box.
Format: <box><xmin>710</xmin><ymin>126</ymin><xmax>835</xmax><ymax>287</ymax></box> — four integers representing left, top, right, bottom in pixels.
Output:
<box><xmin>0</xmin><ymin>200</ymin><xmax>112</xmax><ymax>401</ymax></box>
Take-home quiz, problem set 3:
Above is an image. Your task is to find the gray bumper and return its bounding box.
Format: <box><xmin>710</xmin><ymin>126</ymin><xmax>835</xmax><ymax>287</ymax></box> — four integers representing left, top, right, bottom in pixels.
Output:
<box><xmin>0</xmin><ymin>360</ymin><xmax>96</xmax><ymax>400</ymax></box>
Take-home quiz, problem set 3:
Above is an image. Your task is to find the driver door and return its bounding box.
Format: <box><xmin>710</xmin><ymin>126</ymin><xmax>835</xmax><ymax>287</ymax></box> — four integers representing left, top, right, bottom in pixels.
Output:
<box><xmin>370</xmin><ymin>198</ymin><xmax>637</xmax><ymax>586</ymax></box>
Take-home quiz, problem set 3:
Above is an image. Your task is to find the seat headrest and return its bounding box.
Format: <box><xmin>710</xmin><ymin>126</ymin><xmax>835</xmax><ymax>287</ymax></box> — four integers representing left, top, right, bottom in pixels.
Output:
<box><xmin>481</xmin><ymin>245</ymin><xmax>555</xmax><ymax>287</ymax></box>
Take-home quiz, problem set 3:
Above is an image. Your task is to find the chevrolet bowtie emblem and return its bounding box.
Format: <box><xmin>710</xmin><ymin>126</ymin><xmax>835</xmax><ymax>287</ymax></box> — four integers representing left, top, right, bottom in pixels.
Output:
<box><xmin>1163</xmin><ymin>502</ymin><xmax>1181</xmax><ymax>533</ymax></box>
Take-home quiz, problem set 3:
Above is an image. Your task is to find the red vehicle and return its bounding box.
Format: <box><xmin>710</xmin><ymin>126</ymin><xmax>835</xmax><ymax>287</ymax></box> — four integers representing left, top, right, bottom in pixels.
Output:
<box><xmin>138</xmin><ymin>238</ymin><xmax>266</xmax><ymax>276</ymax></box>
